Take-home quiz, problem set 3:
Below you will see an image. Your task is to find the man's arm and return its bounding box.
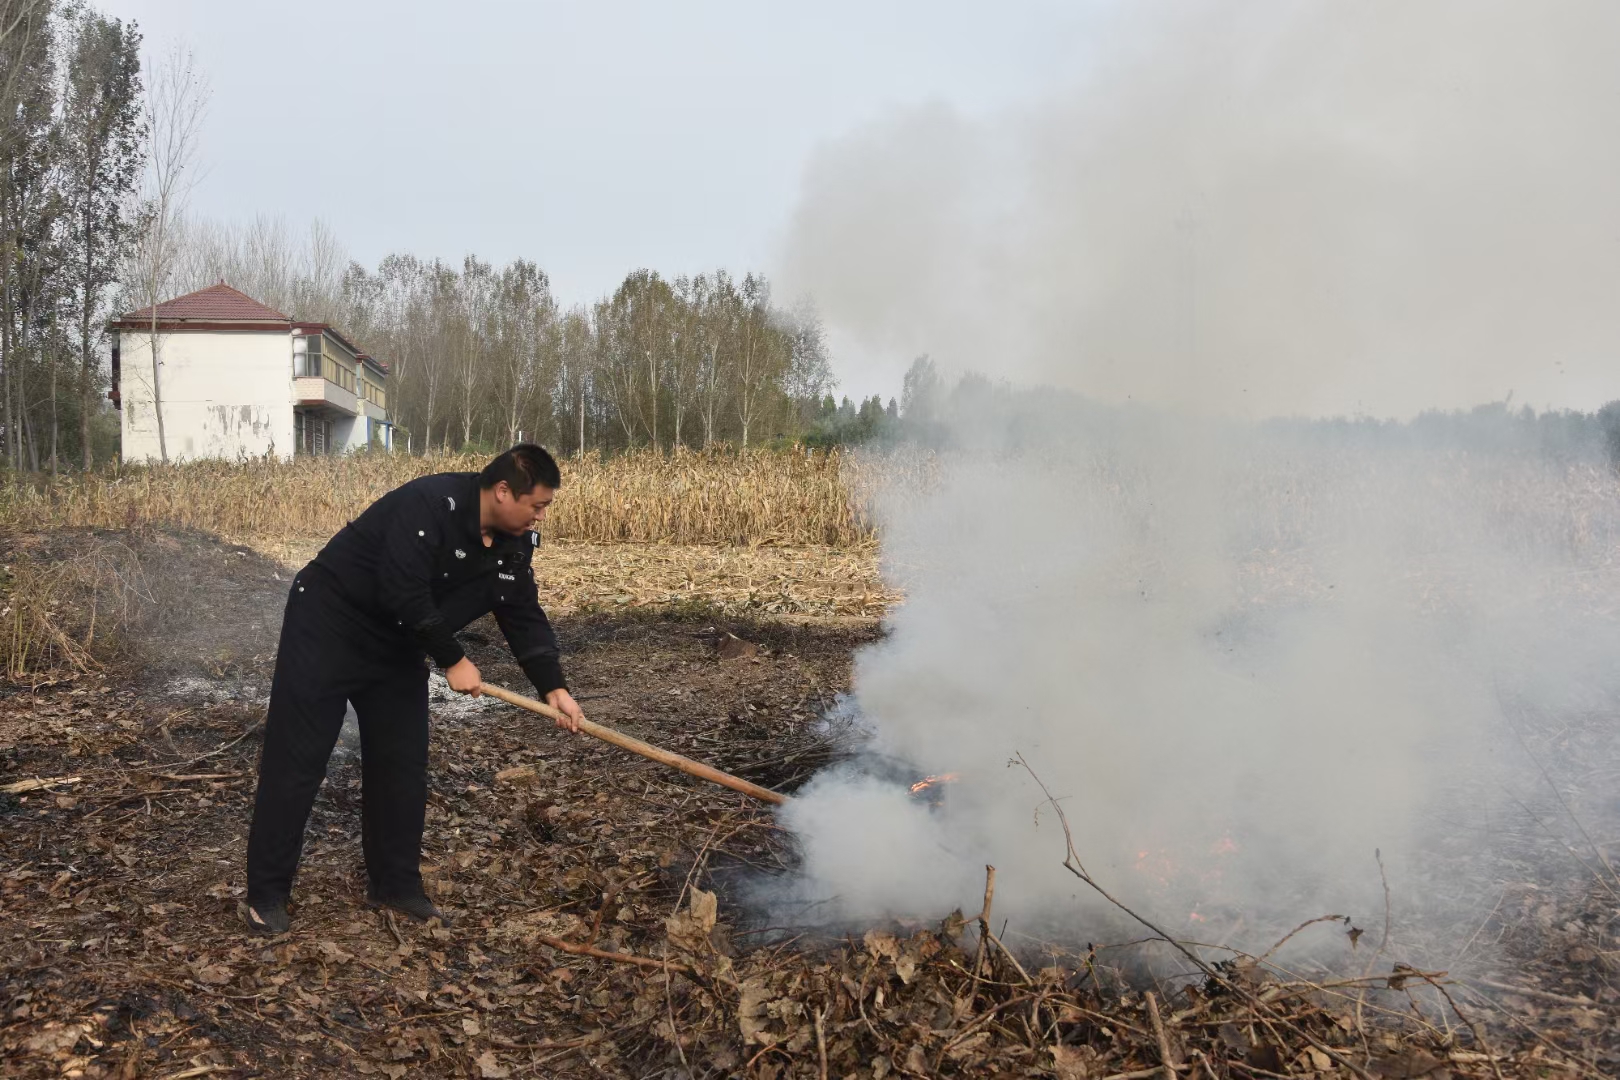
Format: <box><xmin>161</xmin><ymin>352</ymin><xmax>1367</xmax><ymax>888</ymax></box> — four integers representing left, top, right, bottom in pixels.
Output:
<box><xmin>376</xmin><ymin>490</ymin><xmax>466</xmax><ymax>673</ymax></box>
<box><xmin>492</xmin><ymin>547</ymin><xmax>582</xmax><ymax>733</ymax></box>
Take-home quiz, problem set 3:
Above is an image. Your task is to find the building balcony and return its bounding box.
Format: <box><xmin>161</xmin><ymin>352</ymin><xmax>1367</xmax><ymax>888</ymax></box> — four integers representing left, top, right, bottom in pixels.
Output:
<box><xmin>294</xmin><ymin>375</ymin><xmax>358</xmax><ymax>416</ymax></box>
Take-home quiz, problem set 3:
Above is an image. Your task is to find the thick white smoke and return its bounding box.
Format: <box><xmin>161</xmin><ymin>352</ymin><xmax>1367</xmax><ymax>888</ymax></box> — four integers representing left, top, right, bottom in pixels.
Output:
<box><xmin>779</xmin><ymin>0</ymin><xmax>1620</xmax><ymax>417</ymax></box>
<box><xmin>770</xmin><ymin>2</ymin><xmax>1620</xmax><ymax>950</ymax></box>
<box><xmin>777</xmin><ymin>420</ymin><xmax>1620</xmax><ymax>949</ymax></box>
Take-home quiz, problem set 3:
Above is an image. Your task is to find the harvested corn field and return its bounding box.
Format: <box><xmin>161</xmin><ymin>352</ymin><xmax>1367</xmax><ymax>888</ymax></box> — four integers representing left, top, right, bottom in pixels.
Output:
<box><xmin>0</xmin><ymin>448</ymin><xmax>925</xmax><ymax>549</ymax></box>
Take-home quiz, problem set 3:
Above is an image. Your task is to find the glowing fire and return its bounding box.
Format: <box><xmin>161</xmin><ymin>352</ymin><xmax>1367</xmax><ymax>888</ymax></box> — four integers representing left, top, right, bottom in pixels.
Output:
<box><xmin>909</xmin><ymin>773</ymin><xmax>961</xmax><ymax>794</ymax></box>
<box><xmin>1131</xmin><ymin>834</ymin><xmax>1242</xmax><ymax>922</ymax></box>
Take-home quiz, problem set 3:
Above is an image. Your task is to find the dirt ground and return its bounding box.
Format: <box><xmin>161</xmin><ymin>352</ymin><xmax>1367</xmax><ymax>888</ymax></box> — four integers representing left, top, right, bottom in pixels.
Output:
<box><xmin>1</xmin><ymin>530</ymin><xmax>1617</xmax><ymax>1078</ymax></box>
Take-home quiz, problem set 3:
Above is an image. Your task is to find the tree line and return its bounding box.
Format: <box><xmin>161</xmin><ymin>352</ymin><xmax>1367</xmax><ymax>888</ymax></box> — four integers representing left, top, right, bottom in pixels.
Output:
<box><xmin>0</xmin><ymin>0</ymin><xmax>145</xmax><ymax>472</ymax></box>
<box><xmin>169</xmin><ymin>219</ymin><xmax>838</xmax><ymax>456</ymax></box>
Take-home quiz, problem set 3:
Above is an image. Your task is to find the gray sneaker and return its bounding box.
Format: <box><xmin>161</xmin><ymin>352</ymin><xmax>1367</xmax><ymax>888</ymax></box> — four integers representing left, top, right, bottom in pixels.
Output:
<box><xmin>246</xmin><ymin>899</ymin><xmax>289</xmax><ymax>935</ymax></box>
<box><xmin>366</xmin><ymin>890</ymin><xmax>447</xmax><ymax>924</ymax></box>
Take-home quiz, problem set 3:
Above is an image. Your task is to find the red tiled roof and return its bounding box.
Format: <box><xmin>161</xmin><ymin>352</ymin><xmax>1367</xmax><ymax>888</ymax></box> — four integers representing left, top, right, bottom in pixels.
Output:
<box><xmin>114</xmin><ymin>283</ymin><xmax>392</xmax><ymax>373</ymax></box>
<box><xmin>122</xmin><ymin>283</ymin><xmax>291</xmax><ymax>322</ymax></box>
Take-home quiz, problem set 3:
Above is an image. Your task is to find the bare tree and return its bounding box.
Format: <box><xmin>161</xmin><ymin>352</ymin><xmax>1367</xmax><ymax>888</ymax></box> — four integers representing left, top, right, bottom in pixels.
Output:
<box><xmin>731</xmin><ymin>273</ymin><xmax>785</xmax><ymax>448</ymax></box>
<box><xmin>130</xmin><ymin>44</ymin><xmax>206</xmax><ymax>462</ymax></box>
<box><xmin>59</xmin><ymin>8</ymin><xmax>144</xmax><ymax>469</ymax></box>
<box><xmin>667</xmin><ymin>274</ymin><xmax>707</xmax><ymax>448</ymax></box>
<box><xmin>593</xmin><ymin>292</ymin><xmax>641</xmax><ymax>446</ymax></box>
<box><xmin>487</xmin><ymin>259</ymin><xmax>539</xmax><ymax>447</ymax></box>
<box><xmin>0</xmin><ymin>1</ymin><xmax>59</xmax><ymax>470</ymax></box>
<box><xmin>555</xmin><ymin>306</ymin><xmax>593</xmax><ymax>457</ymax></box>
<box><xmin>454</xmin><ymin>256</ymin><xmax>493</xmax><ymax>448</ymax></box>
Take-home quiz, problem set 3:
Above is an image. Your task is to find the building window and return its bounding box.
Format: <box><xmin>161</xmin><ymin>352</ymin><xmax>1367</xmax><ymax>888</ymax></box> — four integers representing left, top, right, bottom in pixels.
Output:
<box><xmin>294</xmin><ymin>335</ymin><xmax>357</xmax><ymax>394</ymax></box>
<box><xmin>294</xmin><ymin>335</ymin><xmax>323</xmax><ymax>378</ymax></box>
<box><xmin>323</xmin><ymin>355</ymin><xmax>356</xmax><ymax>394</ymax></box>
<box><xmin>294</xmin><ymin>410</ymin><xmax>332</xmax><ymax>456</ymax></box>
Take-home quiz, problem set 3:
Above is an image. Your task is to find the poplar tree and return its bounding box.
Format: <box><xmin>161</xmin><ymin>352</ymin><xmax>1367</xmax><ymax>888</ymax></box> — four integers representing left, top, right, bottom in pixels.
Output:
<box><xmin>59</xmin><ymin>9</ymin><xmax>143</xmax><ymax>468</ymax></box>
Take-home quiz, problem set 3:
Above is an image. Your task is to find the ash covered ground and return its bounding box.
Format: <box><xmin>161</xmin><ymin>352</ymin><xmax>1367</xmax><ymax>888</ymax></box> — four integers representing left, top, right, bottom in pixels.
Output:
<box><xmin>0</xmin><ymin>528</ymin><xmax>1616</xmax><ymax>1078</ymax></box>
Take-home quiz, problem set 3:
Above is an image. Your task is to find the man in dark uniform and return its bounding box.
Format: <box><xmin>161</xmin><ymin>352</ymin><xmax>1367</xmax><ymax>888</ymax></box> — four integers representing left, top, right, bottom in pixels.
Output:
<box><xmin>244</xmin><ymin>444</ymin><xmax>584</xmax><ymax>934</ymax></box>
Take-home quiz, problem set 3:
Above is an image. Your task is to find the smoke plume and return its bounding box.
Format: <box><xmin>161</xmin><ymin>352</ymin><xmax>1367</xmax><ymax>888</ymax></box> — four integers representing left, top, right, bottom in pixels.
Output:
<box><xmin>770</xmin><ymin>2</ymin><xmax>1620</xmax><ymax>958</ymax></box>
<box><xmin>779</xmin><ymin>0</ymin><xmax>1620</xmax><ymax>418</ymax></box>
<box><xmin>778</xmin><ymin>414</ymin><xmax>1620</xmax><ymax>952</ymax></box>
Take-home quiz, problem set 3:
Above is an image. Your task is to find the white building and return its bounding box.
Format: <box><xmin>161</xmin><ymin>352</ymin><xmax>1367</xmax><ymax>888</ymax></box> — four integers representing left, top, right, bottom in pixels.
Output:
<box><xmin>110</xmin><ymin>283</ymin><xmax>393</xmax><ymax>462</ymax></box>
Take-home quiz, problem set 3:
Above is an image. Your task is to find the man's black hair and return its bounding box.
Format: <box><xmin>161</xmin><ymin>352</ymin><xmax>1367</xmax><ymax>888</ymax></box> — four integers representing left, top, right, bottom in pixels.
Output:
<box><xmin>480</xmin><ymin>444</ymin><xmax>562</xmax><ymax>494</ymax></box>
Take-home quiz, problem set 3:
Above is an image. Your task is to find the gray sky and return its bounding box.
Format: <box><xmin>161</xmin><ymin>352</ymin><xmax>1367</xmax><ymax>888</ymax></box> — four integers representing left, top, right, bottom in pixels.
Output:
<box><xmin>102</xmin><ymin>1</ymin><xmax>1620</xmax><ymax>416</ymax></box>
<box><xmin>101</xmin><ymin>0</ymin><xmax>1088</xmax><ymax>400</ymax></box>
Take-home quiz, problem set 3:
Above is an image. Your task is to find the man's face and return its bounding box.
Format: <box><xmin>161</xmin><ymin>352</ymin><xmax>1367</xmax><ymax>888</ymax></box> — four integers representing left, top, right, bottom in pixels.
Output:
<box><xmin>493</xmin><ymin>482</ymin><xmax>554</xmax><ymax>534</ymax></box>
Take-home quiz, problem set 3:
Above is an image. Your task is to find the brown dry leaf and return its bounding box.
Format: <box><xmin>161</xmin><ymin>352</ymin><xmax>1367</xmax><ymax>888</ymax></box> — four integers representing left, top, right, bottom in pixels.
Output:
<box><xmin>1372</xmin><ymin>1048</ymin><xmax>1445</xmax><ymax>1079</ymax></box>
<box><xmin>863</xmin><ymin>929</ymin><xmax>900</xmax><ymax>962</ymax></box>
<box><xmin>737</xmin><ymin>978</ymin><xmax>774</xmax><ymax>1046</ymax></box>
<box><xmin>193</xmin><ymin>963</ymin><xmax>234</xmax><ymax>986</ymax></box>
<box><xmin>318</xmin><ymin>940</ymin><xmax>355</xmax><ymax>965</ymax></box>
<box><xmin>23</xmin><ymin>1024</ymin><xmax>83</xmax><ymax>1055</ymax></box>
<box><xmin>666</xmin><ymin>886</ymin><xmax>718</xmax><ymax>954</ymax></box>
<box><xmin>1052</xmin><ymin>1043</ymin><xmax>1096</xmax><ymax>1080</ymax></box>
<box><xmin>475</xmin><ymin>1050</ymin><xmax>509</xmax><ymax>1078</ymax></box>
<box><xmin>717</xmin><ymin>633</ymin><xmax>758</xmax><ymax>660</ymax></box>
<box><xmin>1571</xmin><ymin>1007</ymin><xmax>1605</xmax><ymax>1031</ymax></box>
<box><xmin>1297</xmin><ymin>1047</ymin><xmax>1333</xmax><ymax>1072</ymax></box>
<box><xmin>462</xmin><ymin>1017</ymin><xmax>481</xmax><ymax>1037</ymax></box>
<box><xmin>494</xmin><ymin>764</ymin><xmax>535</xmax><ymax>784</ymax></box>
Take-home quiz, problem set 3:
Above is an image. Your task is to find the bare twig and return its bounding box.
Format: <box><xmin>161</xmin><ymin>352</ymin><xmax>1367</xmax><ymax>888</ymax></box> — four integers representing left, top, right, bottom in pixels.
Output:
<box><xmin>1256</xmin><ymin>914</ymin><xmax>1348</xmax><ymax>966</ymax></box>
<box><xmin>663</xmin><ymin>957</ymin><xmax>690</xmax><ymax>1073</ymax></box>
<box><xmin>814</xmin><ymin>1004</ymin><xmax>828</xmax><ymax>1080</ymax></box>
<box><xmin>0</xmin><ymin>775</ymin><xmax>82</xmax><ymax>794</ymax></box>
<box><xmin>1145</xmin><ymin>990</ymin><xmax>1177</xmax><ymax>1080</ymax></box>
<box><xmin>1011</xmin><ymin>753</ymin><xmax>1378</xmax><ymax>1080</ymax></box>
<box><xmin>531</xmin><ymin>934</ymin><xmax>690</xmax><ymax>974</ymax></box>
<box><xmin>1464</xmin><ymin>976</ymin><xmax>1601</xmax><ymax>1009</ymax></box>
<box><xmin>1417</xmin><ymin>972</ymin><xmax>1505</xmax><ymax>1080</ymax></box>
<box><xmin>984</xmin><ymin>929</ymin><xmax>1033</xmax><ymax>985</ymax></box>
<box><xmin>1355</xmin><ymin>849</ymin><xmax>1395</xmax><ymax>1039</ymax></box>
<box><xmin>969</xmin><ymin>863</ymin><xmax>996</xmax><ymax>1003</ymax></box>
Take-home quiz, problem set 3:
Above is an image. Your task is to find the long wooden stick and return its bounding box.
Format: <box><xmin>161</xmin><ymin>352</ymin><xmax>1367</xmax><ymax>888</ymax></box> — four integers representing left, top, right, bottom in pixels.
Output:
<box><xmin>479</xmin><ymin>683</ymin><xmax>790</xmax><ymax>806</ymax></box>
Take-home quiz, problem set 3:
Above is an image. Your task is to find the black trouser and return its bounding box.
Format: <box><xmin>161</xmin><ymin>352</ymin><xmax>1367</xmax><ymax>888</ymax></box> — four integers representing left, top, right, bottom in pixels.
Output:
<box><xmin>246</xmin><ymin>566</ymin><xmax>430</xmax><ymax>907</ymax></box>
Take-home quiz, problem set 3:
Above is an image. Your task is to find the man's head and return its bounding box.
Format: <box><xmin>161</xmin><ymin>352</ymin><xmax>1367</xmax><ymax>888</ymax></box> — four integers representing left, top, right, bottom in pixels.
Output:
<box><xmin>480</xmin><ymin>444</ymin><xmax>562</xmax><ymax>534</ymax></box>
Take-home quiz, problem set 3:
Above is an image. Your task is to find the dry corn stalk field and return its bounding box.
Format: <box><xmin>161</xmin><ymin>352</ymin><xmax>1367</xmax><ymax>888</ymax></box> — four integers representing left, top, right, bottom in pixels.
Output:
<box><xmin>0</xmin><ymin>450</ymin><xmax>914</xmax><ymax>664</ymax></box>
<box><xmin>0</xmin><ymin>448</ymin><xmax>901</xmax><ymax>548</ymax></box>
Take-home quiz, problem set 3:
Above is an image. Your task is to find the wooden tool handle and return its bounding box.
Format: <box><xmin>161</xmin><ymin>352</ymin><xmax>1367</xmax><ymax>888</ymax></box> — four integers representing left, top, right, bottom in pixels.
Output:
<box><xmin>478</xmin><ymin>683</ymin><xmax>790</xmax><ymax>806</ymax></box>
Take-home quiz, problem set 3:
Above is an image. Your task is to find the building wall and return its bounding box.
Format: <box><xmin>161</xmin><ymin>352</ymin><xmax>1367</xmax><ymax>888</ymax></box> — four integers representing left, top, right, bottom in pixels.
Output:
<box><xmin>119</xmin><ymin>330</ymin><xmax>296</xmax><ymax>462</ymax></box>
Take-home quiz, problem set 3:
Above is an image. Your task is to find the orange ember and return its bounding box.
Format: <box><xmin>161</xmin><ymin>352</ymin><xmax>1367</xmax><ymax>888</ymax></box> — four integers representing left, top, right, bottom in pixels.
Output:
<box><xmin>909</xmin><ymin>773</ymin><xmax>962</xmax><ymax>794</ymax></box>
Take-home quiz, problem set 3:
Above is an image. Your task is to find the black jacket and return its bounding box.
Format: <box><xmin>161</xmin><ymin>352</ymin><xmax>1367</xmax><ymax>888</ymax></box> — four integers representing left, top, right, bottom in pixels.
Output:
<box><xmin>309</xmin><ymin>472</ymin><xmax>566</xmax><ymax>695</ymax></box>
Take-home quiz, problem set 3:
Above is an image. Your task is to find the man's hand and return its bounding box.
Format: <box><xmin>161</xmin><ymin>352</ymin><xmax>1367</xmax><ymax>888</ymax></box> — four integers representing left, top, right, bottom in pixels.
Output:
<box><xmin>546</xmin><ymin>688</ymin><xmax>584</xmax><ymax>734</ymax></box>
<box><xmin>446</xmin><ymin>657</ymin><xmax>482</xmax><ymax>696</ymax></box>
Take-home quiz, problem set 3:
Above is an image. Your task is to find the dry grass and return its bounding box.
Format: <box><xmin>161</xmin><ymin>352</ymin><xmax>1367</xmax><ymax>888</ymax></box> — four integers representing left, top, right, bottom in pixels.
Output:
<box><xmin>0</xmin><ymin>447</ymin><xmax>895</xmax><ymax>548</ymax></box>
<box><xmin>0</xmin><ymin>534</ymin><xmax>151</xmax><ymax>680</ymax></box>
<box><xmin>263</xmin><ymin>535</ymin><xmax>895</xmax><ymax>620</ymax></box>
